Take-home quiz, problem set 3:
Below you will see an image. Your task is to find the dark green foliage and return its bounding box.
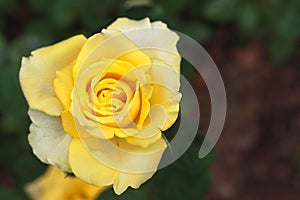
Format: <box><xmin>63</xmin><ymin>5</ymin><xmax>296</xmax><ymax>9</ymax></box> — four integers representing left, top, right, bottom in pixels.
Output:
<box><xmin>0</xmin><ymin>187</ymin><xmax>22</xmax><ymax>200</ymax></box>
<box><xmin>1</xmin><ymin>0</ymin><xmax>298</xmax><ymax>62</ymax></box>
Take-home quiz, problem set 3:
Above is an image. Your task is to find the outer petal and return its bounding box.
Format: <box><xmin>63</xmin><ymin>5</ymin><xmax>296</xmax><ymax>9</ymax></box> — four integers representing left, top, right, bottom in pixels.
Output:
<box><xmin>25</xmin><ymin>166</ymin><xmax>106</xmax><ymax>200</ymax></box>
<box><xmin>61</xmin><ymin>110</ymin><xmax>79</xmax><ymax>138</ymax></box>
<box><xmin>53</xmin><ymin>60</ymin><xmax>75</xmax><ymax>109</ymax></box>
<box><xmin>125</xmin><ymin>99</ymin><xmax>173</xmax><ymax>148</ymax></box>
<box><xmin>148</xmin><ymin>61</ymin><xmax>181</xmax><ymax>130</ymax></box>
<box><xmin>69</xmin><ymin>139</ymin><xmax>118</xmax><ymax>186</ymax></box>
<box><xmin>125</xmin><ymin>130</ymin><xmax>162</xmax><ymax>148</ymax></box>
<box><xmin>69</xmin><ymin>138</ymin><xmax>166</xmax><ymax>195</ymax></box>
<box><xmin>72</xmin><ymin>30</ymin><xmax>151</xmax><ymax>80</ymax></box>
<box><xmin>134</xmin><ymin>84</ymin><xmax>152</xmax><ymax>127</ymax></box>
<box><xmin>20</xmin><ymin>35</ymin><xmax>87</xmax><ymax>116</ymax></box>
<box><xmin>107</xmin><ymin>17</ymin><xmax>181</xmax><ymax>73</ymax></box>
<box><xmin>28</xmin><ymin>109</ymin><xmax>72</xmax><ymax>172</ymax></box>
<box><xmin>113</xmin><ymin>171</ymin><xmax>153</xmax><ymax>195</ymax></box>
<box><xmin>150</xmin><ymin>85</ymin><xmax>181</xmax><ymax>131</ymax></box>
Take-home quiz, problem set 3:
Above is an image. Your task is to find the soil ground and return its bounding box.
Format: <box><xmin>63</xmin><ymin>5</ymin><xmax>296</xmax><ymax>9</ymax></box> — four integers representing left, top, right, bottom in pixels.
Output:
<box><xmin>198</xmin><ymin>29</ymin><xmax>300</xmax><ymax>200</ymax></box>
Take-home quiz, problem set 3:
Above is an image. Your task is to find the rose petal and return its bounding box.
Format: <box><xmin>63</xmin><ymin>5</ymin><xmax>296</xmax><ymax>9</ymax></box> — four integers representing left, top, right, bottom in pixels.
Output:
<box><xmin>20</xmin><ymin>35</ymin><xmax>87</xmax><ymax>116</ymax></box>
<box><xmin>148</xmin><ymin>61</ymin><xmax>181</xmax><ymax>130</ymax></box>
<box><xmin>53</xmin><ymin>60</ymin><xmax>75</xmax><ymax>109</ymax></box>
<box><xmin>125</xmin><ymin>104</ymin><xmax>167</xmax><ymax>147</ymax></box>
<box><xmin>61</xmin><ymin>110</ymin><xmax>79</xmax><ymax>138</ymax></box>
<box><xmin>125</xmin><ymin>130</ymin><xmax>162</xmax><ymax>148</ymax></box>
<box><xmin>28</xmin><ymin>109</ymin><xmax>72</xmax><ymax>172</ymax></box>
<box><xmin>72</xmin><ymin>60</ymin><xmax>152</xmax><ymax>139</ymax></box>
<box><xmin>73</xmin><ymin>30</ymin><xmax>151</xmax><ymax>80</ymax></box>
<box><xmin>107</xmin><ymin>17</ymin><xmax>181</xmax><ymax>73</ymax></box>
<box><xmin>25</xmin><ymin>166</ymin><xmax>105</xmax><ymax>200</ymax></box>
<box><xmin>69</xmin><ymin>137</ymin><xmax>166</xmax><ymax>195</ymax></box>
<box><xmin>134</xmin><ymin>84</ymin><xmax>152</xmax><ymax>127</ymax></box>
<box><xmin>150</xmin><ymin>85</ymin><xmax>181</xmax><ymax>131</ymax></box>
<box><xmin>69</xmin><ymin>139</ymin><xmax>117</xmax><ymax>186</ymax></box>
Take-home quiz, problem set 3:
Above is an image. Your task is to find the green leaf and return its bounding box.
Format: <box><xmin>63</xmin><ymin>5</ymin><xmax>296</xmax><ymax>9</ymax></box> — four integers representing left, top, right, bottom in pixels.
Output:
<box><xmin>148</xmin><ymin>5</ymin><xmax>165</xmax><ymax>20</ymax></box>
<box><xmin>26</xmin><ymin>20</ymin><xmax>55</xmax><ymax>39</ymax></box>
<box><xmin>0</xmin><ymin>64</ymin><xmax>28</xmax><ymax>116</ymax></box>
<box><xmin>79</xmin><ymin>0</ymin><xmax>116</xmax><ymax>32</ymax></box>
<box><xmin>237</xmin><ymin>3</ymin><xmax>261</xmax><ymax>34</ymax></box>
<box><xmin>0</xmin><ymin>136</ymin><xmax>20</xmax><ymax>163</ymax></box>
<box><xmin>202</xmin><ymin>0</ymin><xmax>237</xmax><ymax>23</ymax></box>
<box><xmin>0</xmin><ymin>34</ymin><xmax>7</xmax><ymax>65</ymax></box>
<box><xmin>9</xmin><ymin>34</ymin><xmax>49</xmax><ymax>65</ymax></box>
<box><xmin>49</xmin><ymin>0</ymin><xmax>76</xmax><ymax>28</ymax></box>
<box><xmin>276</xmin><ymin>9</ymin><xmax>300</xmax><ymax>40</ymax></box>
<box><xmin>269</xmin><ymin>36</ymin><xmax>296</xmax><ymax>64</ymax></box>
<box><xmin>158</xmin><ymin>0</ymin><xmax>186</xmax><ymax>16</ymax></box>
<box><xmin>150</xmin><ymin>135</ymin><xmax>213</xmax><ymax>200</ymax></box>
<box><xmin>12</xmin><ymin>153</ymin><xmax>47</xmax><ymax>184</ymax></box>
<box><xmin>181</xmin><ymin>59</ymin><xmax>197</xmax><ymax>81</ymax></box>
<box><xmin>0</xmin><ymin>0</ymin><xmax>17</xmax><ymax>14</ymax></box>
<box><xmin>0</xmin><ymin>114</ymin><xmax>29</xmax><ymax>134</ymax></box>
<box><xmin>28</xmin><ymin>0</ymin><xmax>50</xmax><ymax>12</ymax></box>
<box><xmin>124</xmin><ymin>0</ymin><xmax>153</xmax><ymax>9</ymax></box>
<box><xmin>99</xmin><ymin>187</ymin><xmax>148</xmax><ymax>200</ymax></box>
<box><xmin>182</xmin><ymin>22</ymin><xmax>212</xmax><ymax>43</ymax></box>
<box><xmin>0</xmin><ymin>187</ymin><xmax>22</xmax><ymax>200</ymax></box>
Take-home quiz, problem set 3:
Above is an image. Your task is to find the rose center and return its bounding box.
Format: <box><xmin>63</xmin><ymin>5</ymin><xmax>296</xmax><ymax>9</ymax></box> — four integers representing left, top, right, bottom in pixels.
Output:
<box><xmin>94</xmin><ymin>78</ymin><xmax>132</xmax><ymax>114</ymax></box>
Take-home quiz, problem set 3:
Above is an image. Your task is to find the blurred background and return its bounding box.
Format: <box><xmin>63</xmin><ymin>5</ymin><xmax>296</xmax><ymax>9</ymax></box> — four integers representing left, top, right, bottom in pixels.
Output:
<box><xmin>0</xmin><ymin>0</ymin><xmax>299</xmax><ymax>199</ymax></box>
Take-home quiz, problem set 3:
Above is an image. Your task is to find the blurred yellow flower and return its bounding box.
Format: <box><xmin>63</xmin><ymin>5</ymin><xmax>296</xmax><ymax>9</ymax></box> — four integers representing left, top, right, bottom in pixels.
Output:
<box><xmin>25</xmin><ymin>166</ymin><xmax>106</xmax><ymax>200</ymax></box>
<box><xmin>20</xmin><ymin>17</ymin><xmax>181</xmax><ymax>194</ymax></box>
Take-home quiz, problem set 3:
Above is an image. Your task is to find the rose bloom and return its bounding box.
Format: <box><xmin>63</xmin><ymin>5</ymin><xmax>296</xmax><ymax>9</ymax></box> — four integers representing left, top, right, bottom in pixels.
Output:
<box><xmin>20</xmin><ymin>17</ymin><xmax>181</xmax><ymax>194</ymax></box>
<box><xmin>25</xmin><ymin>166</ymin><xmax>106</xmax><ymax>200</ymax></box>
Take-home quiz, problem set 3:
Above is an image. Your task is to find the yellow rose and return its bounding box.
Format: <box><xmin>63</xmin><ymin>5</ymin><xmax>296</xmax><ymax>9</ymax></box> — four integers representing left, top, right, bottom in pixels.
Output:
<box><xmin>20</xmin><ymin>17</ymin><xmax>181</xmax><ymax>194</ymax></box>
<box><xmin>25</xmin><ymin>166</ymin><xmax>106</xmax><ymax>200</ymax></box>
